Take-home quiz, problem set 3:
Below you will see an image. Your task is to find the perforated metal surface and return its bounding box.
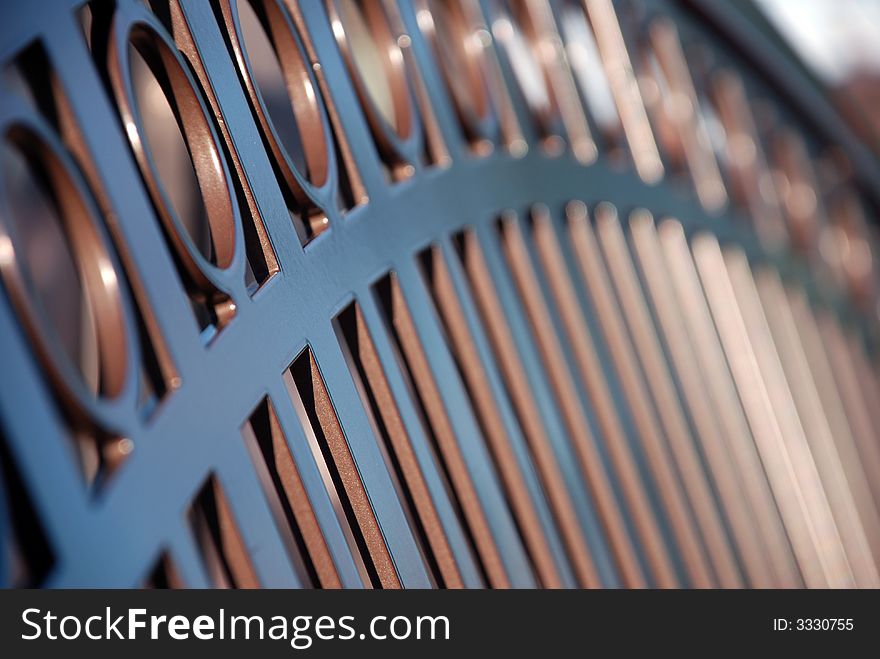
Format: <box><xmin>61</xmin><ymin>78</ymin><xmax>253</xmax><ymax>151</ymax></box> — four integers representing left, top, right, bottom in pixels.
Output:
<box><xmin>2</xmin><ymin>0</ymin><xmax>880</xmax><ymax>588</ymax></box>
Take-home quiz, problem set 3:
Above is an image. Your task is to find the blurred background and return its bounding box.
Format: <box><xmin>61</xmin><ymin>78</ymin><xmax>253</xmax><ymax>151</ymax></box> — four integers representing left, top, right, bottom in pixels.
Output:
<box><xmin>758</xmin><ymin>0</ymin><xmax>880</xmax><ymax>153</ymax></box>
<box><xmin>4</xmin><ymin>0</ymin><xmax>880</xmax><ymax>590</ymax></box>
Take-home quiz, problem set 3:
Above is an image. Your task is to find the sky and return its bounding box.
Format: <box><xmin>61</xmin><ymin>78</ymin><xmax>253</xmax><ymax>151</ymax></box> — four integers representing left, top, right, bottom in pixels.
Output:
<box><xmin>757</xmin><ymin>0</ymin><xmax>880</xmax><ymax>82</ymax></box>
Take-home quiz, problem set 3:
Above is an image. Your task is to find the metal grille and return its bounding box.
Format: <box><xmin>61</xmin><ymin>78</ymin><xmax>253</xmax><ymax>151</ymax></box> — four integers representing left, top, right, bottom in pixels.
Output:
<box><xmin>2</xmin><ymin>0</ymin><xmax>880</xmax><ymax>588</ymax></box>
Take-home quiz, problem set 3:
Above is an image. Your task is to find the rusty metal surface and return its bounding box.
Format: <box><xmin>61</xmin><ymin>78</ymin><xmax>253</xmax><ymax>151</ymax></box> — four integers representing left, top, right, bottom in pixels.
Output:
<box><xmin>1</xmin><ymin>0</ymin><xmax>880</xmax><ymax>588</ymax></box>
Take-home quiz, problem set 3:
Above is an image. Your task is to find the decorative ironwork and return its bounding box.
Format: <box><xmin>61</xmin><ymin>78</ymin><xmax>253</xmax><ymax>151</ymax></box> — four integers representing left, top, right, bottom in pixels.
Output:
<box><xmin>2</xmin><ymin>0</ymin><xmax>880</xmax><ymax>588</ymax></box>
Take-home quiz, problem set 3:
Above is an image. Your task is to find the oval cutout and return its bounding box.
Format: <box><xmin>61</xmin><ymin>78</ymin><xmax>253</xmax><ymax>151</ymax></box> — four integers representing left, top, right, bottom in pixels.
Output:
<box><xmin>126</xmin><ymin>28</ymin><xmax>237</xmax><ymax>273</ymax></box>
<box><xmin>0</xmin><ymin>129</ymin><xmax>128</xmax><ymax>400</ymax></box>
<box><xmin>1</xmin><ymin>142</ymin><xmax>99</xmax><ymax>393</ymax></box>
<box><xmin>129</xmin><ymin>43</ymin><xmax>214</xmax><ymax>264</ymax></box>
<box><xmin>236</xmin><ymin>0</ymin><xmax>328</xmax><ymax>186</ymax></box>
<box><xmin>426</xmin><ymin>0</ymin><xmax>489</xmax><ymax>127</ymax></box>
<box><xmin>332</xmin><ymin>0</ymin><xmax>412</xmax><ymax>140</ymax></box>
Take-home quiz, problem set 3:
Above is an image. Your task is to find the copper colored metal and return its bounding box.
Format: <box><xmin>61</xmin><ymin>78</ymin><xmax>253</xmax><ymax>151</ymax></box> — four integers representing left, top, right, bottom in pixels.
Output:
<box><xmin>560</xmin><ymin>0</ymin><xmax>623</xmax><ymax>155</ymax></box>
<box><xmin>518</xmin><ymin>207</ymin><xmax>671</xmax><ymax>587</ymax></box>
<box><xmin>822</xmin><ymin>178</ymin><xmax>879</xmax><ymax>313</ymax></box>
<box><xmin>597</xmin><ymin>207</ymin><xmax>741</xmax><ymax>587</ymax></box>
<box><xmin>754</xmin><ymin>270</ymin><xmax>880</xmax><ymax>587</ymax></box>
<box><xmin>473</xmin><ymin>2</ymin><xmax>529</xmax><ymax>155</ymax></box>
<box><xmin>26</xmin><ymin>18</ymin><xmax>179</xmax><ymax>403</ymax></box>
<box><xmin>420</xmin><ymin>0</ymin><xmax>491</xmax><ymax>144</ymax></box>
<box><xmin>630</xmin><ymin>213</ymin><xmax>777</xmax><ymax>587</ymax></box>
<box><xmin>693</xmin><ymin>236</ymin><xmax>851</xmax><ymax>588</ymax></box>
<box><xmin>568</xmin><ymin>202</ymin><xmax>713</xmax><ymax>588</ymax></box>
<box><xmin>215</xmin><ymin>0</ymin><xmax>336</xmax><ymax>237</ymax></box>
<box><xmin>339</xmin><ymin>303</ymin><xmax>464</xmax><ymax>588</ymax></box>
<box><xmin>384</xmin><ymin>273</ymin><xmax>510</xmax><ymax>588</ymax></box>
<box><xmin>3</xmin><ymin>0</ymin><xmax>880</xmax><ymax>591</ymax></box>
<box><xmin>845</xmin><ymin>340</ymin><xmax>880</xmax><ymax>497</ymax></box>
<box><xmin>452</xmin><ymin>233</ymin><xmax>604</xmax><ymax>588</ymax></box>
<box><xmin>418</xmin><ymin>0</ymin><xmax>530</xmax><ymax>159</ymax></box>
<box><xmin>771</xmin><ymin>128</ymin><xmax>825</xmax><ymax>254</ymax></box>
<box><xmin>328</xmin><ymin>0</ymin><xmax>420</xmax><ymax>176</ymax></box>
<box><xmin>0</xmin><ymin>129</ymin><xmax>129</xmax><ymax>406</ymax></box>
<box><xmin>291</xmin><ymin>349</ymin><xmax>401</xmax><ymax>589</ymax></box>
<box><xmin>242</xmin><ymin>399</ymin><xmax>343</xmax><ymax>588</ymax></box>
<box><xmin>146</xmin><ymin>554</ymin><xmax>186</xmax><ymax>589</ymax></box>
<box><xmin>0</xmin><ymin>118</ymin><xmax>139</xmax><ymax>484</ymax></box>
<box><xmin>783</xmin><ymin>290</ymin><xmax>880</xmax><ymax>573</ymax></box>
<box><xmin>819</xmin><ymin>318</ymin><xmax>880</xmax><ymax>513</ymax></box>
<box><xmin>710</xmin><ymin>71</ymin><xmax>787</xmax><ymax>248</ymax></box>
<box><xmin>159</xmin><ymin>0</ymin><xmax>285</xmax><ymax>264</ymax></box>
<box><xmin>584</xmin><ymin>0</ymin><xmax>663</xmax><ymax>183</ymax></box>
<box><xmin>281</xmin><ymin>0</ymin><xmax>368</xmax><ymax>204</ymax></box>
<box><xmin>189</xmin><ymin>476</ymin><xmax>261</xmax><ymax>589</ymax></box>
<box><xmin>491</xmin><ymin>1</ymin><xmax>561</xmax><ymax>154</ymax></box>
<box><xmin>396</xmin><ymin>14</ymin><xmax>451</xmax><ymax>170</ymax></box>
<box><xmin>645</xmin><ymin>20</ymin><xmax>727</xmax><ymax>211</ymax></box>
<box><xmin>658</xmin><ymin>221</ymin><xmax>802</xmax><ymax>587</ymax></box>
<box><xmin>105</xmin><ymin>15</ymin><xmax>245</xmax><ymax>316</ymax></box>
<box><xmin>425</xmin><ymin>246</ymin><xmax>569</xmax><ymax>588</ymax></box>
<box><xmin>518</xmin><ymin>0</ymin><xmax>597</xmax><ymax>163</ymax></box>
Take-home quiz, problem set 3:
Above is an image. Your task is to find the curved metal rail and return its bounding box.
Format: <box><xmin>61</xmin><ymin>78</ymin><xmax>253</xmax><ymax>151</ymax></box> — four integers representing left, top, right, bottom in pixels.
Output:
<box><xmin>1</xmin><ymin>0</ymin><xmax>880</xmax><ymax>588</ymax></box>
